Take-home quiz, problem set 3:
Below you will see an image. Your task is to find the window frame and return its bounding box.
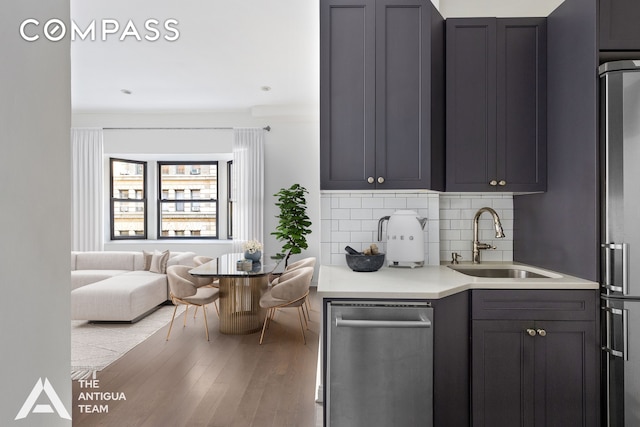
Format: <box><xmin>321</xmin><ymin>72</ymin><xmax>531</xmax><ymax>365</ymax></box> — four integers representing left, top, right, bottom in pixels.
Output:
<box><xmin>157</xmin><ymin>160</ymin><xmax>219</xmax><ymax>240</ymax></box>
<box><xmin>227</xmin><ymin>160</ymin><xmax>234</xmax><ymax>240</ymax></box>
<box><xmin>110</xmin><ymin>157</ymin><xmax>148</xmax><ymax>240</ymax></box>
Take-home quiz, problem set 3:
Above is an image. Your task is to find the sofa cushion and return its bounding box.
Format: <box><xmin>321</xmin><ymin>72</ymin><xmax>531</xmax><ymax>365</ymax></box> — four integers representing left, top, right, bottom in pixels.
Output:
<box><xmin>71</xmin><ymin>270</ymin><xmax>130</xmax><ymax>290</ymax></box>
<box><xmin>75</xmin><ymin>251</ymin><xmax>138</xmax><ymax>271</ymax></box>
<box><xmin>125</xmin><ymin>270</ymin><xmax>170</xmax><ymax>299</ymax></box>
<box><xmin>143</xmin><ymin>251</ymin><xmax>153</xmax><ymax>270</ymax></box>
<box><xmin>71</xmin><ymin>273</ymin><xmax>167</xmax><ymax>322</ymax></box>
<box><xmin>150</xmin><ymin>250</ymin><xmax>170</xmax><ymax>274</ymax></box>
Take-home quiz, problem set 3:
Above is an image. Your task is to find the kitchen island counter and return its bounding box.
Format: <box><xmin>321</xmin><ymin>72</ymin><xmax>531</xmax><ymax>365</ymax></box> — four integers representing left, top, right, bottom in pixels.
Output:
<box><xmin>317</xmin><ymin>262</ymin><xmax>598</xmax><ymax>299</ymax></box>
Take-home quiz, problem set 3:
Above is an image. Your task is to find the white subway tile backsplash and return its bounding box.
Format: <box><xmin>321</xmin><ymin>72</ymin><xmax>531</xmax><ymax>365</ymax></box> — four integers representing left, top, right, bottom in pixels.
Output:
<box><xmin>339</xmin><ymin>197</ymin><xmax>362</xmax><ymax>209</ymax></box>
<box><xmin>383</xmin><ymin>197</ymin><xmax>408</xmax><ymax>209</ymax></box>
<box><xmin>320</xmin><ymin>192</ymin><xmax>513</xmax><ymax>266</ymax></box>
<box><xmin>350</xmin><ymin>208</ymin><xmax>374</xmax><ymax>220</ymax></box>
<box><xmin>362</xmin><ymin>197</ymin><xmax>385</xmax><ymax>209</ymax></box>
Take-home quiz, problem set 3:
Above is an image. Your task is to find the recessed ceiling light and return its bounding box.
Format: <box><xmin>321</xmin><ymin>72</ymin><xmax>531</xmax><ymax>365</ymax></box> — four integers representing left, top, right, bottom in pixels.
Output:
<box><xmin>260</xmin><ymin>86</ymin><xmax>271</xmax><ymax>92</ymax></box>
<box><xmin>120</xmin><ymin>89</ymin><xmax>132</xmax><ymax>95</ymax></box>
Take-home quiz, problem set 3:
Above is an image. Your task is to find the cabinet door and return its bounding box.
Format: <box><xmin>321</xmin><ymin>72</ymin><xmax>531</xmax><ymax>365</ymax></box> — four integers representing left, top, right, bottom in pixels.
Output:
<box><xmin>533</xmin><ymin>321</ymin><xmax>599</xmax><ymax>427</ymax></box>
<box><xmin>496</xmin><ymin>19</ymin><xmax>547</xmax><ymax>192</ymax></box>
<box><xmin>320</xmin><ymin>0</ymin><xmax>376</xmax><ymax>190</ymax></box>
<box><xmin>472</xmin><ymin>320</ymin><xmax>535</xmax><ymax>427</ymax></box>
<box><xmin>446</xmin><ymin>18</ymin><xmax>546</xmax><ymax>192</ymax></box>
<box><xmin>446</xmin><ymin>18</ymin><xmax>497</xmax><ymax>192</ymax></box>
<box><xmin>375</xmin><ymin>0</ymin><xmax>442</xmax><ymax>190</ymax></box>
<box><xmin>600</xmin><ymin>0</ymin><xmax>640</xmax><ymax>50</ymax></box>
<box><xmin>320</xmin><ymin>0</ymin><xmax>444</xmax><ymax>190</ymax></box>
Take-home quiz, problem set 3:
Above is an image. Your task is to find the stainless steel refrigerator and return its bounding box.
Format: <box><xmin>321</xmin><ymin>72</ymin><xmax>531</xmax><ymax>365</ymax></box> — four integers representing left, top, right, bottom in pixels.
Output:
<box><xmin>600</xmin><ymin>60</ymin><xmax>640</xmax><ymax>427</ymax></box>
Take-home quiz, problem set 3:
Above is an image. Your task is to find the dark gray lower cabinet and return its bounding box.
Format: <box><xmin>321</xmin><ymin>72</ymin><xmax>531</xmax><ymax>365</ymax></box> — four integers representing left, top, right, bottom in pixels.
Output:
<box><xmin>471</xmin><ymin>290</ymin><xmax>599</xmax><ymax>427</ymax></box>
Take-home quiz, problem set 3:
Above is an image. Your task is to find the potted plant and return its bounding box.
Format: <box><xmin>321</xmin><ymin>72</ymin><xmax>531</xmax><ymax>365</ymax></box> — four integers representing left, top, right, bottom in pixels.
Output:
<box><xmin>271</xmin><ymin>184</ymin><xmax>312</xmax><ymax>268</ymax></box>
<box><xmin>243</xmin><ymin>239</ymin><xmax>263</xmax><ymax>261</ymax></box>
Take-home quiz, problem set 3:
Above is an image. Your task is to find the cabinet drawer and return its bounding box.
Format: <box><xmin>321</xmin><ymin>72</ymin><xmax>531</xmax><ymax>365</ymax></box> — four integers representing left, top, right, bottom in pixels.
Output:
<box><xmin>471</xmin><ymin>289</ymin><xmax>597</xmax><ymax>321</ymax></box>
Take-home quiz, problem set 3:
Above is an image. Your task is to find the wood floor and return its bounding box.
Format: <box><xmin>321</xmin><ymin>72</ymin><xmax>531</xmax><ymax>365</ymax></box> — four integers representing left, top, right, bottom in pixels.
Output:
<box><xmin>72</xmin><ymin>289</ymin><xmax>322</xmax><ymax>427</ymax></box>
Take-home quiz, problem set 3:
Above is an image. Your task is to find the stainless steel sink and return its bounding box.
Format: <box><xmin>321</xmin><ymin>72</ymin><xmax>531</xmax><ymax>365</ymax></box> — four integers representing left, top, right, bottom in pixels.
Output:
<box><xmin>449</xmin><ymin>266</ymin><xmax>552</xmax><ymax>279</ymax></box>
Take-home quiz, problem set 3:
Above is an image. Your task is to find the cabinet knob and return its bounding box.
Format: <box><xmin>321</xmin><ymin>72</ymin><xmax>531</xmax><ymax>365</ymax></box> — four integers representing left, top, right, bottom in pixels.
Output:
<box><xmin>526</xmin><ymin>328</ymin><xmax>537</xmax><ymax>337</ymax></box>
<box><xmin>498</xmin><ymin>180</ymin><xmax>507</xmax><ymax>186</ymax></box>
<box><xmin>536</xmin><ymin>329</ymin><xmax>547</xmax><ymax>337</ymax></box>
<box><xmin>367</xmin><ymin>177</ymin><xmax>375</xmax><ymax>184</ymax></box>
<box><xmin>377</xmin><ymin>176</ymin><xmax>385</xmax><ymax>184</ymax></box>
<box><xmin>489</xmin><ymin>180</ymin><xmax>498</xmax><ymax>186</ymax></box>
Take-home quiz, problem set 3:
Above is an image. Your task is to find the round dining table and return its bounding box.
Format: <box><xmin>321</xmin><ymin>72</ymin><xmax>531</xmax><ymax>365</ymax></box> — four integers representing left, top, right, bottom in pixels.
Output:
<box><xmin>189</xmin><ymin>253</ymin><xmax>278</xmax><ymax>335</ymax></box>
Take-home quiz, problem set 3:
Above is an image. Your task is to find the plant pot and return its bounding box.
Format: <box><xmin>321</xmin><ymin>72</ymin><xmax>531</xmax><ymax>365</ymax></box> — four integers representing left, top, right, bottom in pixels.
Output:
<box><xmin>244</xmin><ymin>250</ymin><xmax>261</xmax><ymax>262</ymax></box>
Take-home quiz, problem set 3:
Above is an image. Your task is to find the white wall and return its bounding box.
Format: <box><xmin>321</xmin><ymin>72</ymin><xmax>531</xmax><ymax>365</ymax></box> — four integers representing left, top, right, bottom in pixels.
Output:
<box><xmin>1</xmin><ymin>0</ymin><xmax>72</xmax><ymax>425</ymax></box>
<box><xmin>438</xmin><ymin>0</ymin><xmax>564</xmax><ymax>17</ymax></box>
<box><xmin>73</xmin><ymin>111</ymin><xmax>321</xmax><ymax>269</ymax></box>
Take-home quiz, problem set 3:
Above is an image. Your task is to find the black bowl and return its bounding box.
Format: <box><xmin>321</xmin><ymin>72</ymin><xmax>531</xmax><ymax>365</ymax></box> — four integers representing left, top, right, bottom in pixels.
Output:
<box><xmin>345</xmin><ymin>253</ymin><xmax>385</xmax><ymax>272</ymax></box>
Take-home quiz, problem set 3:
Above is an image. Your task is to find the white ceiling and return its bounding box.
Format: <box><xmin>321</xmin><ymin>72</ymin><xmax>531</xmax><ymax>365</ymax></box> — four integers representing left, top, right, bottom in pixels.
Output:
<box><xmin>70</xmin><ymin>0</ymin><xmax>319</xmax><ymax>113</ymax></box>
<box><xmin>70</xmin><ymin>0</ymin><xmax>562</xmax><ymax>113</ymax></box>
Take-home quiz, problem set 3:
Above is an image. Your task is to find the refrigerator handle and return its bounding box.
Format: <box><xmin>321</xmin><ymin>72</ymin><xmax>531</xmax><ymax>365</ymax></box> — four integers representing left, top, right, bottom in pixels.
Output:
<box><xmin>601</xmin><ymin>243</ymin><xmax>630</xmax><ymax>295</ymax></box>
<box><xmin>602</xmin><ymin>305</ymin><xmax>629</xmax><ymax>361</ymax></box>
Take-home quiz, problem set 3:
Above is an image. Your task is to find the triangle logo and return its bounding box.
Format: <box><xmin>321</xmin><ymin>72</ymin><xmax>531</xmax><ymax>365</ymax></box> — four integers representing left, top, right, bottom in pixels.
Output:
<box><xmin>15</xmin><ymin>377</ymin><xmax>71</xmax><ymax>420</ymax></box>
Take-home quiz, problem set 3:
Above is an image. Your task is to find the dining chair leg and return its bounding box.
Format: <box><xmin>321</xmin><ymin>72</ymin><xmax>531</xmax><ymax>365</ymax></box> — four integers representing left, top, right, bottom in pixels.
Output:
<box><xmin>213</xmin><ymin>301</ymin><xmax>219</xmax><ymax>317</ymax></box>
<box><xmin>166</xmin><ymin>305</ymin><xmax>179</xmax><ymax>341</ymax></box>
<box><xmin>259</xmin><ymin>309</ymin><xmax>271</xmax><ymax>345</ymax></box>
<box><xmin>202</xmin><ymin>304</ymin><xmax>210</xmax><ymax>341</ymax></box>
<box><xmin>301</xmin><ymin>303</ymin><xmax>310</xmax><ymax>327</ymax></box>
<box><xmin>266</xmin><ymin>308</ymin><xmax>273</xmax><ymax>329</ymax></box>
<box><xmin>297</xmin><ymin>307</ymin><xmax>307</xmax><ymax>344</ymax></box>
<box><xmin>193</xmin><ymin>306</ymin><xmax>199</xmax><ymax>318</ymax></box>
<box><xmin>303</xmin><ymin>300</ymin><xmax>310</xmax><ymax>321</ymax></box>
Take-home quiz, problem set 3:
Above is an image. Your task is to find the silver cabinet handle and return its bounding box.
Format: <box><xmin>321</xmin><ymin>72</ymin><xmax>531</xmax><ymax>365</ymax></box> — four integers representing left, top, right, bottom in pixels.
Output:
<box><xmin>335</xmin><ymin>314</ymin><xmax>431</xmax><ymax>329</ymax></box>
<box><xmin>536</xmin><ymin>329</ymin><xmax>547</xmax><ymax>337</ymax></box>
<box><xmin>367</xmin><ymin>177</ymin><xmax>374</xmax><ymax>184</ymax></box>
<box><xmin>601</xmin><ymin>243</ymin><xmax>629</xmax><ymax>295</ymax></box>
<box><xmin>489</xmin><ymin>180</ymin><xmax>498</xmax><ymax>186</ymax></box>
<box><xmin>602</xmin><ymin>305</ymin><xmax>628</xmax><ymax>360</ymax></box>
<box><xmin>498</xmin><ymin>180</ymin><xmax>507</xmax><ymax>186</ymax></box>
<box><xmin>377</xmin><ymin>176</ymin><xmax>385</xmax><ymax>184</ymax></box>
<box><xmin>526</xmin><ymin>328</ymin><xmax>537</xmax><ymax>337</ymax></box>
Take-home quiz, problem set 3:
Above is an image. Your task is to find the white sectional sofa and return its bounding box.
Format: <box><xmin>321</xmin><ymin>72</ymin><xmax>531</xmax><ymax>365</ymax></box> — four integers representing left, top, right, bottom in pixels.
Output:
<box><xmin>71</xmin><ymin>250</ymin><xmax>195</xmax><ymax>322</ymax></box>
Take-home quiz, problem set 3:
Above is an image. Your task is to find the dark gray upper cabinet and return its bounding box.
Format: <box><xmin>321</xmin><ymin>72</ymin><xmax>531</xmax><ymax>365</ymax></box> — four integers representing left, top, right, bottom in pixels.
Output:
<box><xmin>599</xmin><ymin>0</ymin><xmax>640</xmax><ymax>50</ymax></box>
<box><xmin>471</xmin><ymin>290</ymin><xmax>599</xmax><ymax>427</ymax></box>
<box><xmin>446</xmin><ymin>18</ymin><xmax>547</xmax><ymax>192</ymax></box>
<box><xmin>320</xmin><ymin>0</ymin><xmax>444</xmax><ymax>190</ymax></box>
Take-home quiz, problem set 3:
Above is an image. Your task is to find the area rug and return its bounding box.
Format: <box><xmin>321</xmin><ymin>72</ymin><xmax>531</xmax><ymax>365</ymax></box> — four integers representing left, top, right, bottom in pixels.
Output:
<box><xmin>71</xmin><ymin>304</ymin><xmax>185</xmax><ymax>380</ymax></box>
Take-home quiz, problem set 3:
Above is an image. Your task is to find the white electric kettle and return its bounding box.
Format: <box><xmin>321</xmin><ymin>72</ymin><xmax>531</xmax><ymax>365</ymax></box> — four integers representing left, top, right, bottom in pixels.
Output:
<box><xmin>378</xmin><ymin>210</ymin><xmax>427</xmax><ymax>268</ymax></box>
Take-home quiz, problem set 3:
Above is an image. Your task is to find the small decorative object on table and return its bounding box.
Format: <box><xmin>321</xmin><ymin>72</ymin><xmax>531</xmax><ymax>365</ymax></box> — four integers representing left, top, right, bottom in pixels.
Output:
<box><xmin>243</xmin><ymin>240</ymin><xmax>263</xmax><ymax>262</ymax></box>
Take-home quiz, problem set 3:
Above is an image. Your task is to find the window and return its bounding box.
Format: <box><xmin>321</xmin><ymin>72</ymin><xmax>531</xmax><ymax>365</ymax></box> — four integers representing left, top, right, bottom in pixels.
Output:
<box><xmin>227</xmin><ymin>160</ymin><xmax>233</xmax><ymax>239</ymax></box>
<box><xmin>110</xmin><ymin>158</ymin><xmax>147</xmax><ymax>240</ymax></box>
<box><xmin>158</xmin><ymin>161</ymin><xmax>218</xmax><ymax>239</ymax></box>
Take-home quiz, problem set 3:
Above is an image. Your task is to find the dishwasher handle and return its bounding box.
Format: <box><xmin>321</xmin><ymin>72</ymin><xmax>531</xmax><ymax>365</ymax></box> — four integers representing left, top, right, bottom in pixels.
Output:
<box><xmin>335</xmin><ymin>314</ymin><xmax>432</xmax><ymax>329</ymax></box>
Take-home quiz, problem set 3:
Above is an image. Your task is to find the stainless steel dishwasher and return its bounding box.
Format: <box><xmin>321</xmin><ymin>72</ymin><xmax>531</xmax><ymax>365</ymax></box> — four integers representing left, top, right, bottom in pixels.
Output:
<box><xmin>326</xmin><ymin>301</ymin><xmax>433</xmax><ymax>427</ymax></box>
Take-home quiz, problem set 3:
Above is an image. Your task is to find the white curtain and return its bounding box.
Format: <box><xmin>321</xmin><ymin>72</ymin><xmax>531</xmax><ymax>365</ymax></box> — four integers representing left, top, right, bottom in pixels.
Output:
<box><xmin>71</xmin><ymin>128</ymin><xmax>104</xmax><ymax>251</ymax></box>
<box><xmin>232</xmin><ymin>128</ymin><xmax>265</xmax><ymax>252</ymax></box>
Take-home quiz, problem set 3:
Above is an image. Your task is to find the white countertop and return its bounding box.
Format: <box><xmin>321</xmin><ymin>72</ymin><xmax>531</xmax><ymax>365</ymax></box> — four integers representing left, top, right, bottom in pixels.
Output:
<box><xmin>317</xmin><ymin>262</ymin><xmax>599</xmax><ymax>299</ymax></box>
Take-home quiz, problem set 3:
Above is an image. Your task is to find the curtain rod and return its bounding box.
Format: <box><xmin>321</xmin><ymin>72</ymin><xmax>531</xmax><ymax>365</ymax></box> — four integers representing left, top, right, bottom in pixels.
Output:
<box><xmin>102</xmin><ymin>126</ymin><xmax>271</xmax><ymax>131</ymax></box>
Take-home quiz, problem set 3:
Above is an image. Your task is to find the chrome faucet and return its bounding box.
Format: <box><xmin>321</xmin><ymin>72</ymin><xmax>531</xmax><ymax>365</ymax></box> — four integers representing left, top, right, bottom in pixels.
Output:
<box><xmin>472</xmin><ymin>207</ymin><xmax>505</xmax><ymax>264</ymax></box>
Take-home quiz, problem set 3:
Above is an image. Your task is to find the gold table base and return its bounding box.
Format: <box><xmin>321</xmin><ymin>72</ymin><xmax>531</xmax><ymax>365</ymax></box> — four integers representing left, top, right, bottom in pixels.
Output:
<box><xmin>218</xmin><ymin>276</ymin><xmax>267</xmax><ymax>335</ymax></box>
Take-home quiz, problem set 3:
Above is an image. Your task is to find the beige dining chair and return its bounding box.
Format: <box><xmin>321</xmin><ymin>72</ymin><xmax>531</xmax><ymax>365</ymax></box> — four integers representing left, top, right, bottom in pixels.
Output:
<box><xmin>193</xmin><ymin>255</ymin><xmax>219</xmax><ymax>287</ymax></box>
<box><xmin>259</xmin><ymin>266</ymin><xmax>314</xmax><ymax>345</ymax></box>
<box><xmin>192</xmin><ymin>255</ymin><xmax>220</xmax><ymax>319</ymax></box>
<box><xmin>272</xmin><ymin>257</ymin><xmax>316</xmax><ymax>320</ymax></box>
<box><xmin>166</xmin><ymin>265</ymin><xmax>220</xmax><ymax>341</ymax></box>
